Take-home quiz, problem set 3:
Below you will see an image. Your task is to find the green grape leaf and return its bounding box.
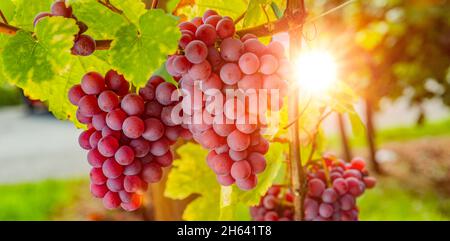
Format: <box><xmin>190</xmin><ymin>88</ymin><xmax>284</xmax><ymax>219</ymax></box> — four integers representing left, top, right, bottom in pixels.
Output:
<box><xmin>10</xmin><ymin>0</ymin><xmax>53</xmax><ymax>31</ymax></box>
<box><xmin>218</xmin><ymin>200</ymin><xmax>250</xmax><ymax>221</ymax></box>
<box><xmin>48</xmin><ymin>55</ymin><xmax>111</xmax><ymax>124</ymax></box>
<box><xmin>183</xmin><ymin>194</ymin><xmax>221</xmax><ymax>221</ymax></box>
<box><xmin>219</xmin><ymin>142</ymin><xmax>286</xmax><ymax>218</ymax></box>
<box><xmin>13</xmin><ymin>54</ymin><xmax>109</xmax><ymax>127</ymax></box>
<box><xmin>243</xmin><ymin>0</ymin><xmax>285</xmax><ymax>28</ymax></box>
<box><xmin>243</xmin><ymin>0</ymin><xmax>271</xmax><ymax>28</ymax></box>
<box><xmin>0</xmin><ymin>0</ymin><xmax>16</xmax><ymax>21</ymax></box>
<box><xmin>109</xmin><ymin>0</ymin><xmax>146</xmax><ymax>26</ymax></box>
<box><xmin>348</xmin><ymin>108</ymin><xmax>366</xmax><ymax>139</ymax></box>
<box><xmin>153</xmin><ymin>62</ymin><xmax>178</xmax><ymax>86</ymax></box>
<box><xmin>166</xmin><ymin>141</ymin><xmax>286</xmax><ymax>220</ymax></box>
<box><xmin>67</xmin><ymin>0</ymin><xmax>126</xmax><ymax>39</ymax></box>
<box><xmin>328</xmin><ymin>81</ymin><xmax>359</xmax><ymax>113</ymax></box>
<box><xmin>166</xmin><ymin>0</ymin><xmax>181</xmax><ymax>13</ymax></box>
<box><xmin>2</xmin><ymin>17</ymin><xmax>78</xmax><ymax>85</ymax></box>
<box><xmin>270</xmin><ymin>1</ymin><xmax>284</xmax><ymax>19</ymax></box>
<box><xmin>0</xmin><ymin>35</ymin><xmax>11</xmax><ymax>84</ymax></box>
<box><xmin>165</xmin><ymin>143</ymin><xmax>217</xmax><ymax>199</ymax></box>
<box><xmin>177</xmin><ymin>0</ymin><xmax>247</xmax><ymax>20</ymax></box>
<box><xmin>165</xmin><ymin>142</ymin><xmax>223</xmax><ymax>221</ymax></box>
<box><xmin>109</xmin><ymin>9</ymin><xmax>180</xmax><ymax>87</ymax></box>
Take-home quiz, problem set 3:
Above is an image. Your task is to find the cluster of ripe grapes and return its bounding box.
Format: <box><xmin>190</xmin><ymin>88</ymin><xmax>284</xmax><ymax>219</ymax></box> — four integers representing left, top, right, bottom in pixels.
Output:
<box><xmin>68</xmin><ymin>70</ymin><xmax>190</xmax><ymax>211</ymax></box>
<box><xmin>165</xmin><ymin>10</ymin><xmax>290</xmax><ymax>190</ymax></box>
<box><xmin>34</xmin><ymin>0</ymin><xmax>95</xmax><ymax>56</ymax></box>
<box><xmin>251</xmin><ymin>156</ymin><xmax>376</xmax><ymax>221</ymax></box>
<box><xmin>250</xmin><ymin>186</ymin><xmax>294</xmax><ymax>221</ymax></box>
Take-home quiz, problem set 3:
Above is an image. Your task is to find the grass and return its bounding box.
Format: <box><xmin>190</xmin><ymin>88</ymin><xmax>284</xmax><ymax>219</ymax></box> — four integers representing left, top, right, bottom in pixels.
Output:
<box><xmin>0</xmin><ymin>179</ymin><xmax>83</xmax><ymax>220</ymax></box>
<box><xmin>327</xmin><ymin>117</ymin><xmax>450</xmax><ymax>149</ymax></box>
<box><xmin>358</xmin><ymin>178</ymin><xmax>450</xmax><ymax>221</ymax></box>
<box><xmin>1</xmin><ymin>178</ymin><xmax>449</xmax><ymax>221</ymax></box>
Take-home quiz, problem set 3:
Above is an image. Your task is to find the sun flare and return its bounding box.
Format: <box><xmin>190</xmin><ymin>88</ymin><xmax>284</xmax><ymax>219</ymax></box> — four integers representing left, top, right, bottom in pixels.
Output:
<box><xmin>294</xmin><ymin>50</ymin><xmax>338</xmax><ymax>94</ymax></box>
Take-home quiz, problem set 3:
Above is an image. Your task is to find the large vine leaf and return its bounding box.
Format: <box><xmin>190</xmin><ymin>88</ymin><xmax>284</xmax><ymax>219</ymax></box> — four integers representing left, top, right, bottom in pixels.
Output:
<box><xmin>109</xmin><ymin>0</ymin><xmax>146</xmax><ymax>26</ymax></box>
<box><xmin>2</xmin><ymin>17</ymin><xmax>78</xmax><ymax>85</ymax></box>
<box><xmin>67</xmin><ymin>0</ymin><xmax>126</xmax><ymax>39</ymax></box>
<box><xmin>48</xmin><ymin>55</ymin><xmax>111</xmax><ymax>123</ymax></box>
<box><xmin>0</xmin><ymin>0</ymin><xmax>15</xmax><ymax>80</ymax></box>
<box><xmin>0</xmin><ymin>36</ymin><xmax>9</xmax><ymax>84</ymax></box>
<box><xmin>0</xmin><ymin>0</ymin><xmax>16</xmax><ymax>21</ymax></box>
<box><xmin>10</xmin><ymin>0</ymin><xmax>54</xmax><ymax>31</ymax></box>
<box><xmin>164</xmin><ymin>142</ymin><xmax>221</xmax><ymax>220</ymax></box>
<box><xmin>1</xmin><ymin>14</ymin><xmax>109</xmax><ymax>125</ymax></box>
<box><xmin>109</xmin><ymin>9</ymin><xmax>180</xmax><ymax>87</ymax></box>
<box><xmin>243</xmin><ymin>0</ymin><xmax>285</xmax><ymax>28</ymax></box>
<box><xmin>166</xmin><ymin>0</ymin><xmax>182</xmax><ymax>13</ymax></box>
<box><xmin>177</xmin><ymin>0</ymin><xmax>247</xmax><ymax>21</ymax></box>
<box><xmin>219</xmin><ymin>142</ymin><xmax>286</xmax><ymax>220</ymax></box>
<box><xmin>165</xmin><ymin>141</ymin><xmax>286</xmax><ymax>220</ymax></box>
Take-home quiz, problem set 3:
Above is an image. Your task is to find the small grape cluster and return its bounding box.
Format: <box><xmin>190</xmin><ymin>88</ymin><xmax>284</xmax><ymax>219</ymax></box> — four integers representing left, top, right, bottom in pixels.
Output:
<box><xmin>251</xmin><ymin>156</ymin><xmax>376</xmax><ymax>221</ymax></box>
<box><xmin>34</xmin><ymin>0</ymin><xmax>95</xmax><ymax>56</ymax></box>
<box><xmin>250</xmin><ymin>186</ymin><xmax>295</xmax><ymax>221</ymax></box>
<box><xmin>68</xmin><ymin>70</ymin><xmax>190</xmax><ymax>211</ymax></box>
<box><xmin>165</xmin><ymin>10</ymin><xmax>290</xmax><ymax>190</ymax></box>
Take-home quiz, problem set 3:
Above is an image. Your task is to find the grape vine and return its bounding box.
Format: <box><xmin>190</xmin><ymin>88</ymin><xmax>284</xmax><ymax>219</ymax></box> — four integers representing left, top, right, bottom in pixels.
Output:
<box><xmin>70</xmin><ymin>70</ymin><xmax>190</xmax><ymax>210</ymax></box>
<box><xmin>251</xmin><ymin>155</ymin><xmax>376</xmax><ymax>221</ymax></box>
<box><xmin>0</xmin><ymin>0</ymin><xmax>377</xmax><ymax>221</ymax></box>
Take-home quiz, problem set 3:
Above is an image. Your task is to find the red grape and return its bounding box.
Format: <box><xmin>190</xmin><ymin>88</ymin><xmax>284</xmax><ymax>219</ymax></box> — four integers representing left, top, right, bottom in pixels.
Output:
<box><xmin>122</xmin><ymin>116</ymin><xmax>145</xmax><ymax>139</ymax></box>
<box><xmin>68</xmin><ymin>84</ymin><xmax>85</xmax><ymax>105</ymax></box>
<box><xmin>97</xmin><ymin>136</ymin><xmax>119</xmax><ymax>157</ymax></box>
<box><xmin>220</xmin><ymin>38</ymin><xmax>243</xmax><ymax>62</ymax></box>
<box><xmin>102</xmin><ymin>191</ymin><xmax>121</xmax><ymax>210</ymax></box>
<box><xmin>195</xmin><ymin>24</ymin><xmax>217</xmax><ymax>46</ymax></box>
<box><xmin>142</xmin><ymin>118</ymin><xmax>165</xmax><ymax>141</ymax></box>
<box><xmin>185</xmin><ymin>40</ymin><xmax>208</xmax><ymax>64</ymax></box>
<box><xmin>115</xmin><ymin>145</ymin><xmax>135</xmax><ymax>165</ymax></box>
<box><xmin>216</xmin><ymin>18</ymin><xmax>235</xmax><ymax>39</ymax></box>
<box><xmin>238</xmin><ymin>52</ymin><xmax>260</xmax><ymax>75</ymax></box>
<box><xmin>78</xmin><ymin>95</ymin><xmax>101</xmax><ymax>117</ymax></box>
<box><xmin>81</xmin><ymin>72</ymin><xmax>105</xmax><ymax>95</ymax></box>
<box><xmin>102</xmin><ymin>158</ymin><xmax>123</xmax><ymax>178</ymax></box>
<box><xmin>51</xmin><ymin>1</ymin><xmax>72</xmax><ymax>17</ymax></box>
<box><xmin>98</xmin><ymin>90</ymin><xmax>119</xmax><ymax>112</ymax></box>
<box><xmin>72</xmin><ymin>35</ymin><xmax>96</xmax><ymax>56</ymax></box>
<box><xmin>121</xmin><ymin>94</ymin><xmax>145</xmax><ymax>116</ymax></box>
<box><xmin>141</xmin><ymin>162</ymin><xmax>163</xmax><ymax>183</ymax></box>
<box><xmin>230</xmin><ymin>160</ymin><xmax>252</xmax><ymax>180</ymax></box>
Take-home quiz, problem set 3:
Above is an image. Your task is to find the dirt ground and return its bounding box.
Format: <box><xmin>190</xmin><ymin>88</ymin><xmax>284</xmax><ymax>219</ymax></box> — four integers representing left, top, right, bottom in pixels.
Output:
<box><xmin>378</xmin><ymin>137</ymin><xmax>450</xmax><ymax>196</ymax></box>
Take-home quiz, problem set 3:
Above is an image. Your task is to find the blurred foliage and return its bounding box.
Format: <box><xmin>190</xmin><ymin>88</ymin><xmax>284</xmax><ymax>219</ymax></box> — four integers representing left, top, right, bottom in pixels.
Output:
<box><xmin>0</xmin><ymin>179</ymin><xmax>82</xmax><ymax>220</ymax></box>
<box><xmin>326</xmin><ymin>116</ymin><xmax>450</xmax><ymax>148</ymax></box>
<box><xmin>304</xmin><ymin>0</ymin><xmax>450</xmax><ymax>115</ymax></box>
<box><xmin>359</xmin><ymin>178</ymin><xmax>450</xmax><ymax>220</ymax></box>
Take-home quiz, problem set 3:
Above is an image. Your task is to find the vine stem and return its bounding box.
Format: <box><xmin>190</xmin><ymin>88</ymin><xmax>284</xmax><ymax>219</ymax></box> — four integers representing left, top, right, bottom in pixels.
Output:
<box><xmin>0</xmin><ymin>10</ymin><xmax>8</xmax><ymax>24</ymax></box>
<box><xmin>0</xmin><ymin>22</ymin><xmax>18</xmax><ymax>35</ymax></box>
<box><xmin>0</xmin><ymin>7</ymin><xmax>307</xmax><ymax>47</ymax></box>
<box><xmin>151</xmin><ymin>0</ymin><xmax>159</xmax><ymax>9</ymax></box>
<box><xmin>97</xmin><ymin>0</ymin><xmax>123</xmax><ymax>14</ymax></box>
<box><xmin>286</xmin><ymin>0</ymin><xmax>307</xmax><ymax>221</ymax></box>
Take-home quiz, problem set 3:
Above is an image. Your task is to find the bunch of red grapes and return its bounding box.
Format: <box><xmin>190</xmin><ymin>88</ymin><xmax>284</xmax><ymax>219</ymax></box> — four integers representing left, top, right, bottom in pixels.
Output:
<box><xmin>34</xmin><ymin>0</ymin><xmax>95</xmax><ymax>56</ymax></box>
<box><xmin>165</xmin><ymin>10</ymin><xmax>290</xmax><ymax>190</ymax></box>
<box><xmin>251</xmin><ymin>156</ymin><xmax>376</xmax><ymax>221</ymax></box>
<box><xmin>68</xmin><ymin>70</ymin><xmax>190</xmax><ymax>211</ymax></box>
<box><xmin>250</xmin><ymin>186</ymin><xmax>295</xmax><ymax>221</ymax></box>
